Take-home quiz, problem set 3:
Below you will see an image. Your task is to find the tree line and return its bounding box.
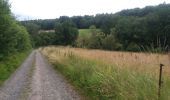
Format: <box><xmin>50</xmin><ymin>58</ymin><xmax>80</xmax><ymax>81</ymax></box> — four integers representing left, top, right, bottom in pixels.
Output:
<box><xmin>22</xmin><ymin>3</ymin><xmax>170</xmax><ymax>52</ymax></box>
<box><xmin>0</xmin><ymin>0</ymin><xmax>32</xmax><ymax>60</ymax></box>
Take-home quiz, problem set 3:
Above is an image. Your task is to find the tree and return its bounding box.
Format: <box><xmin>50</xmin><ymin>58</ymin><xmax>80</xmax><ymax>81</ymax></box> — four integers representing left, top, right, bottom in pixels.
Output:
<box><xmin>55</xmin><ymin>21</ymin><xmax>78</xmax><ymax>45</ymax></box>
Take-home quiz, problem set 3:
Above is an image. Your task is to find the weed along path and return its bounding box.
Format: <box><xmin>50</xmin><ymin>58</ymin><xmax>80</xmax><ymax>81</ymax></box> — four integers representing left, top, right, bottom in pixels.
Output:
<box><xmin>0</xmin><ymin>50</ymin><xmax>80</xmax><ymax>100</ymax></box>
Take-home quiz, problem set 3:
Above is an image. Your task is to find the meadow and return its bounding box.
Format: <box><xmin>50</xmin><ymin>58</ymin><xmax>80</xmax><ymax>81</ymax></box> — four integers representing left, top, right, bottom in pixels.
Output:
<box><xmin>40</xmin><ymin>46</ymin><xmax>170</xmax><ymax>100</ymax></box>
<box><xmin>78</xmin><ymin>29</ymin><xmax>100</xmax><ymax>37</ymax></box>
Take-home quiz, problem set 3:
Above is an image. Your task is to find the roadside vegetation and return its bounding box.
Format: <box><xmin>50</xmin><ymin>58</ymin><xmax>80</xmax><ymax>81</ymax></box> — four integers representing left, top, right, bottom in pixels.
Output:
<box><xmin>40</xmin><ymin>46</ymin><xmax>170</xmax><ymax>100</ymax></box>
<box><xmin>0</xmin><ymin>0</ymin><xmax>32</xmax><ymax>85</ymax></box>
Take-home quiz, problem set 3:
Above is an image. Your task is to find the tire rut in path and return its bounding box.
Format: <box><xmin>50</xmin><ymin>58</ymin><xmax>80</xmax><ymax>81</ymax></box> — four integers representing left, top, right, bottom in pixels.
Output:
<box><xmin>29</xmin><ymin>51</ymin><xmax>80</xmax><ymax>100</ymax></box>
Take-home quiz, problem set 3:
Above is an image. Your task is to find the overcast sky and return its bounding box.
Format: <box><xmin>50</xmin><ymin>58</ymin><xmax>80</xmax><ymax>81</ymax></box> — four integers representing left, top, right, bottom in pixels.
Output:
<box><xmin>9</xmin><ymin>0</ymin><xmax>170</xmax><ymax>20</ymax></box>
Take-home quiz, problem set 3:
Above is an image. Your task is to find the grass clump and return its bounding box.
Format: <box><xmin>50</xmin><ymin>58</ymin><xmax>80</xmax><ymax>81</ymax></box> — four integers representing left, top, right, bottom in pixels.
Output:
<box><xmin>0</xmin><ymin>50</ymin><xmax>31</xmax><ymax>86</ymax></box>
<box><xmin>40</xmin><ymin>47</ymin><xmax>170</xmax><ymax>100</ymax></box>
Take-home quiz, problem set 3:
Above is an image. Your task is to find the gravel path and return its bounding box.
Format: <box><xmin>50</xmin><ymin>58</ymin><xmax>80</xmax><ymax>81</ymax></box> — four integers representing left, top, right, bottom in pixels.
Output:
<box><xmin>0</xmin><ymin>50</ymin><xmax>81</xmax><ymax>100</ymax></box>
<box><xmin>0</xmin><ymin>51</ymin><xmax>35</xmax><ymax>100</ymax></box>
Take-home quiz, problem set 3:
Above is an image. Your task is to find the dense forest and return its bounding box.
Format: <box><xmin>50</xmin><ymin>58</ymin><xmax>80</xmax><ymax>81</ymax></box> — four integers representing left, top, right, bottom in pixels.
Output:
<box><xmin>22</xmin><ymin>3</ymin><xmax>170</xmax><ymax>52</ymax></box>
<box><xmin>0</xmin><ymin>0</ymin><xmax>32</xmax><ymax>59</ymax></box>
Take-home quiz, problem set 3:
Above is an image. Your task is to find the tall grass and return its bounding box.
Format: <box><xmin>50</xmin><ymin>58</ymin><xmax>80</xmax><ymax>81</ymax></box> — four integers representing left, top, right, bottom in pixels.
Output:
<box><xmin>60</xmin><ymin>47</ymin><xmax>170</xmax><ymax>76</ymax></box>
<box><xmin>40</xmin><ymin>47</ymin><xmax>170</xmax><ymax>100</ymax></box>
<box><xmin>0</xmin><ymin>50</ymin><xmax>31</xmax><ymax>86</ymax></box>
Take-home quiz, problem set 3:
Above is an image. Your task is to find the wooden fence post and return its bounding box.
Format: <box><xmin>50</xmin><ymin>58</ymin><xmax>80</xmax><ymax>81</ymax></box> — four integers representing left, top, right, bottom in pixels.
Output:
<box><xmin>158</xmin><ymin>64</ymin><xmax>164</xmax><ymax>99</ymax></box>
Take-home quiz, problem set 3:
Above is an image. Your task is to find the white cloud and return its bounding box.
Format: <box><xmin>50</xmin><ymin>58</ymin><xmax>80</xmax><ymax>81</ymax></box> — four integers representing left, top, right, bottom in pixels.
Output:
<box><xmin>9</xmin><ymin>0</ymin><xmax>170</xmax><ymax>20</ymax></box>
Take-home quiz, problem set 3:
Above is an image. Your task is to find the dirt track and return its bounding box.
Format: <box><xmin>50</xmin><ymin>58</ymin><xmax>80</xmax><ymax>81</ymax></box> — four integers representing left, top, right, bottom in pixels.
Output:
<box><xmin>0</xmin><ymin>51</ymin><xmax>80</xmax><ymax>100</ymax></box>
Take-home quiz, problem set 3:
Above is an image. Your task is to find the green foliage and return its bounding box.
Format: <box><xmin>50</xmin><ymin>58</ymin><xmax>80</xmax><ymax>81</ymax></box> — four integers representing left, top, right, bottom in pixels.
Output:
<box><xmin>77</xmin><ymin>27</ymin><xmax>107</xmax><ymax>49</ymax></box>
<box><xmin>77</xmin><ymin>28</ymin><xmax>122</xmax><ymax>50</ymax></box>
<box><xmin>77</xmin><ymin>27</ymin><xmax>105</xmax><ymax>49</ymax></box>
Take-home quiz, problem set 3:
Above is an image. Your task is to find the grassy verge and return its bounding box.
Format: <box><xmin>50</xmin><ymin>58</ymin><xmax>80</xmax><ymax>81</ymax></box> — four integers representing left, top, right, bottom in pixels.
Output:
<box><xmin>40</xmin><ymin>47</ymin><xmax>170</xmax><ymax>100</ymax></box>
<box><xmin>0</xmin><ymin>50</ymin><xmax>31</xmax><ymax>86</ymax></box>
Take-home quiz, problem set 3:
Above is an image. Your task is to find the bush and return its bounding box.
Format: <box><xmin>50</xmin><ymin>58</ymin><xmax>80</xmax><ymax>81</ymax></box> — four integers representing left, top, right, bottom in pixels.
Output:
<box><xmin>126</xmin><ymin>42</ymin><xmax>140</xmax><ymax>51</ymax></box>
<box><xmin>87</xmin><ymin>32</ymin><xmax>105</xmax><ymax>49</ymax></box>
<box><xmin>102</xmin><ymin>34</ymin><xmax>122</xmax><ymax>50</ymax></box>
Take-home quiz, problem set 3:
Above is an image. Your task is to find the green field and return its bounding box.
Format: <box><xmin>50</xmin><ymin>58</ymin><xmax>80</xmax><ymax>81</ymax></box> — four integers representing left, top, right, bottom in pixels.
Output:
<box><xmin>78</xmin><ymin>29</ymin><xmax>101</xmax><ymax>37</ymax></box>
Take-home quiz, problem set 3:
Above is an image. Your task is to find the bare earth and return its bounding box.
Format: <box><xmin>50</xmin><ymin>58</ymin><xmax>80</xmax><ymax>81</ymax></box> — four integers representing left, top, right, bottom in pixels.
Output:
<box><xmin>0</xmin><ymin>51</ymin><xmax>80</xmax><ymax>100</ymax></box>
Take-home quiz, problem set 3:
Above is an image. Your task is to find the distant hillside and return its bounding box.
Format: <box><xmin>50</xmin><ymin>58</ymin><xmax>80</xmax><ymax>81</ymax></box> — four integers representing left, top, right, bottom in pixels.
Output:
<box><xmin>116</xmin><ymin>3</ymin><xmax>170</xmax><ymax>16</ymax></box>
<box><xmin>21</xmin><ymin>3</ymin><xmax>170</xmax><ymax>30</ymax></box>
<box><xmin>21</xmin><ymin>3</ymin><xmax>170</xmax><ymax>51</ymax></box>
